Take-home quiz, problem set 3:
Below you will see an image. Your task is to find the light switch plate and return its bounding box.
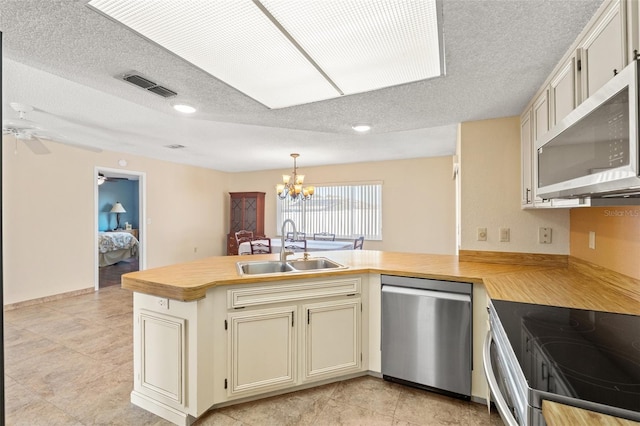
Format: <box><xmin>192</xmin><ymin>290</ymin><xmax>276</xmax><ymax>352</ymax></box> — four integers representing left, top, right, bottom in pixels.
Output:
<box><xmin>499</xmin><ymin>227</ymin><xmax>510</xmax><ymax>242</ymax></box>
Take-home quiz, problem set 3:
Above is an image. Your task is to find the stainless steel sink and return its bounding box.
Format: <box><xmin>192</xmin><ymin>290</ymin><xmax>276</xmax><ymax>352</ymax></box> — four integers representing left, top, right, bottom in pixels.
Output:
<box><xmin>237</xmin><ymin>257</ymin><xmax>347</xmax><ymax>276</ymax></box>
<box><xmin>287</xmin><ymin>258</ymin><xmax>343</xmax><ymax>271</ymax></box>
<box><xmin>238</xmin><ymin>261</ymin><xmax>294</xmax><ymax>275</ymax></box>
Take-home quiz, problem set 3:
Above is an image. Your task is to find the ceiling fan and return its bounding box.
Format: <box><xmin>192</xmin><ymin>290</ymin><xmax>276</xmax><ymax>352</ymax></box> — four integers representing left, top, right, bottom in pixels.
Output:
<box><xmin>2</xmin><ymin>102</ymin><xmax>102</xmax><ymax>154</ymax></box>
<box><xmin>97</xmin><ymin>173</ymin><xmax>130</xmax><ymax>185</ymax></box>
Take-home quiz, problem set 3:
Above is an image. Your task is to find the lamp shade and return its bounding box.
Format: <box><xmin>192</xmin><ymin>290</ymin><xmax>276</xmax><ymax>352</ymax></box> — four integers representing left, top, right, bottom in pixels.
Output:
<box><xmin>110</xmin><ymin>202</ymin><xmax>126</xmax><ymax>213</ymax></box>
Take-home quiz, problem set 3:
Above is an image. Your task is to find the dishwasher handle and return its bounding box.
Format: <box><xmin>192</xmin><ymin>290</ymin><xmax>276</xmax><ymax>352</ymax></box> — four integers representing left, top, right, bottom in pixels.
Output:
<box><xmin>381</xmin><ymin>285</ymin><xmax>471</xmax><ymax>303</ymax></box>
<box><xmin>483</xmin><ymin>330</ymin><xmax>519</xmax><ymax>426</ymax></box>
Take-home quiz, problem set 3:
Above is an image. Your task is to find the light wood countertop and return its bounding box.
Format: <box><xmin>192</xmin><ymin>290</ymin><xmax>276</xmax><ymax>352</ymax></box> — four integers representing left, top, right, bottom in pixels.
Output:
<box><xmin>121</xmin><ymin>250</ymin><xmax>551</xmax><ymax>301</ymax></box>
<box><xmin>543</xmin><ymin>401</ymin><xmax>640</xmax><ymax>425</ymax></box>
<box><xmin>122</xmin><ymin>249</ymin><xmax>640</xmax><ymax>315</ymax></box>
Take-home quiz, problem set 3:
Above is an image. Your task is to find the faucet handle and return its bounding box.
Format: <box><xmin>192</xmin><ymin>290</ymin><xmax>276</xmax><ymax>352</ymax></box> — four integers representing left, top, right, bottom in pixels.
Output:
<box><xmin>303</xmin><ymin>252</ymin><xmax>310</xmax><ymax>260</ymax></box>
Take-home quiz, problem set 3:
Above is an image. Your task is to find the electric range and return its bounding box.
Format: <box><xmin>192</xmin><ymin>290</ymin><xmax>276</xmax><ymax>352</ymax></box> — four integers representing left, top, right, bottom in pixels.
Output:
<box><xmin>486</xmin><ymin>299</ymin><xmax>640</xmax><ymax>425</ymax></box>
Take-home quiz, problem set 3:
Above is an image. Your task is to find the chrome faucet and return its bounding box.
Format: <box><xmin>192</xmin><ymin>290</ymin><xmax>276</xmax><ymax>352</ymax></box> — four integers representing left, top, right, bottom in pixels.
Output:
<box><xmin>280</xmin><ymin>219</ymin><xmax>297</xmax><ymax>262</ymax></box>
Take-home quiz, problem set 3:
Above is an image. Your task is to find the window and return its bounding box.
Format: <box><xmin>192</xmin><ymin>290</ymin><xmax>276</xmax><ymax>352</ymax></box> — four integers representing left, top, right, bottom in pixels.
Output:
<box><xmin>276</xmin><ymin>182</ymin><xmax>382</xmax><ymax>240</ymax></box>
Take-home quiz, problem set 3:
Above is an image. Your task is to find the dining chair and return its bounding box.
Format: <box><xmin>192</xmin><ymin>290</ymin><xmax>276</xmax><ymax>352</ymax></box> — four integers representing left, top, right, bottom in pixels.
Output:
<box><xmin>284</xmin><ymin>238</ymin><xmax>307</xmax><ymax>253</ymax></box>
<box><xmin>353</xmin><ymin>236</ymin><xmax>364</xmax><ymax>250</ymax></box>
<box><xmin>249</xmin><ymin>238</ymin><xmax>272</xmax><ymax>254</ymax></box>
<box><xmin>235</xmin><ymin>230</ymin><xmax>253</xmax><ymax>245</ymax></box>
<box><xmin>314</xmin><ymin>232</ymin><xmax>336</xmax><ymax>241</ymax></box>
<box><xmin>286</xmin><ymin>231</ymin><xmax>306</xmax><ymax>240</ymax></box>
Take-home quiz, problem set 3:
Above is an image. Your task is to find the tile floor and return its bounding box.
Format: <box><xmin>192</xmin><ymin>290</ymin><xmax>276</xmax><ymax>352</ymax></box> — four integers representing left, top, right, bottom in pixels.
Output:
<box><xmin>4</xmin><ymin>286</ymin><xmax>502</xmax><ymax>425</ymax></box>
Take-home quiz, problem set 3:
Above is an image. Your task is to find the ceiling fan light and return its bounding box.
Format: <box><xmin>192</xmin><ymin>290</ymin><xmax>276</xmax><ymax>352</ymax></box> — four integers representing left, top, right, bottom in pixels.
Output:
<box><xmin>172</xmin><ymin>103</ymin><xmax>196</xmax><ymax>114</ymax></box>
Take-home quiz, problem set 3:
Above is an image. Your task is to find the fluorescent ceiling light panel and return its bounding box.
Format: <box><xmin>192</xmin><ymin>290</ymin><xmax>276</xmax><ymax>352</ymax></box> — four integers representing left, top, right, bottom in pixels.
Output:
<box><xmin>88</xmin><ymin>0</ymin><xmax>443</xmax><ymax>109</ymax></box>
<box><xmin>261</xmin><ymin>0</ymin><xmax>442</xmax><ymax>95</ymax></box>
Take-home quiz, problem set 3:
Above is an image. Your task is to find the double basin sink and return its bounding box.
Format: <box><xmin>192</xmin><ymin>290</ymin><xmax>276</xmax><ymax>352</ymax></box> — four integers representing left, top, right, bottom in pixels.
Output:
<box><xmin>237</xmin><ymin>257</ymin><xmax>347</xmax><ymax>276</ymax></box>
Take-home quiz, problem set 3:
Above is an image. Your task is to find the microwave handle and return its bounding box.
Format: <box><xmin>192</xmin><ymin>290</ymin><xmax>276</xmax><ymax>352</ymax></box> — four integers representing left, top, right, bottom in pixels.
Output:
<box><xmin>483</xmin><ymin>330</ymin><xmax>519</xmax><ymax>426</ymax></box>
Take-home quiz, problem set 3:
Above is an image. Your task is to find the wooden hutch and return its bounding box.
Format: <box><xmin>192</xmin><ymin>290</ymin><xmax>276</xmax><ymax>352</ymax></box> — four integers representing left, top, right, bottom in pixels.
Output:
<box><xmin>226</xmin><ymin>192</ymin><xmax>265</xmax><ymax>255</ymax></box>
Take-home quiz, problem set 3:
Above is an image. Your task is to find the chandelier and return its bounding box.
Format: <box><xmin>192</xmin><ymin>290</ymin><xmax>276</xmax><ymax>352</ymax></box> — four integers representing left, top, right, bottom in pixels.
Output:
<box><xmin>276</xmin><ymin>153</ymin><xmax>314</xmax><ymax>202</ymax></box>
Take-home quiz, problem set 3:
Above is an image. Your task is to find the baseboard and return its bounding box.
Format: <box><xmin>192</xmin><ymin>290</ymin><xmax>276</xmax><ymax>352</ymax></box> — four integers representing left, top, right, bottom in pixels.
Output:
<box><xmin>4</xmin><ymin>287</ymin><xmax>95</xmax><ymax>311</ymax></box>
<box><xmin>131</xmin><ymin>391</ymin><xmax>195</xmax><ymax>426</ymax></box>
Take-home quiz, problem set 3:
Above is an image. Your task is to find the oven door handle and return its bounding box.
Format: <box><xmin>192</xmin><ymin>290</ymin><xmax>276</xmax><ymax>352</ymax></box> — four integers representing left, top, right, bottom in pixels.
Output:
<box><xmin>483</xmin><ymin>330</ymin><xmax>519</xmax><ymax>426</ymax></box>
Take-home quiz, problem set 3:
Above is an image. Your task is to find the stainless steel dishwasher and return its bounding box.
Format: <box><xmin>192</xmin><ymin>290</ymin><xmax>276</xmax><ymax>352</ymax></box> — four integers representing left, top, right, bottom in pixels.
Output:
<box><xmin>381</xmin><ymin>275</ymin><xmax>472</xmax><ymax>397</ymax></box>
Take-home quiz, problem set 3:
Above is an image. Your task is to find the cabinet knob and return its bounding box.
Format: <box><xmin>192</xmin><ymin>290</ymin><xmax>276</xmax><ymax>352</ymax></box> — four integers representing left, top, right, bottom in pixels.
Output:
<box><xmin>613</xmin><ymin>69</ymin><xmax>618</xmax><ymax>76</ymax></box>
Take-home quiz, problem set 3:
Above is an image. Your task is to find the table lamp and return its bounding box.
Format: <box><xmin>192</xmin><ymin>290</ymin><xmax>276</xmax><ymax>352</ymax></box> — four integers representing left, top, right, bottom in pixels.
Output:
<box><xmin>110</xmin><ymin>202</ymin><xmax>126</xmax><ymax>230</ymax></box>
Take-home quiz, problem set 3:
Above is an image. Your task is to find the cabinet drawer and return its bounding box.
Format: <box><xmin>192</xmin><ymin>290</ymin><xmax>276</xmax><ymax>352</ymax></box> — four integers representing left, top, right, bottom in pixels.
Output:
<box><xmin>227</xmin><ymin>278</ymin><xmax>361</xmax><ymax>309</ymax></box>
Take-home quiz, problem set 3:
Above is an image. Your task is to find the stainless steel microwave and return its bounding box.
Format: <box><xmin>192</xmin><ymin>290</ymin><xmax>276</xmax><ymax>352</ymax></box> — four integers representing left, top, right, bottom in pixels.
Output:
<box><xmin>536</xmin><ymin>60</ymin><xmax>640</xmax><ymax>199</ymax></box>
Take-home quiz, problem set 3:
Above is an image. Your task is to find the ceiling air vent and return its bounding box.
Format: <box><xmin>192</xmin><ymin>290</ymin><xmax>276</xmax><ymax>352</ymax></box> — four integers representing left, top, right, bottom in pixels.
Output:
<box><xmin>147</xmin><ymin>85</ymin><xmax>177</xmax><ymax>98</ymax></box>
<box><xmin>121</xmin><ymin>72</ymin><xmax>177</xmax><ymax>98</ymax></box>
<box><xmin>165</xmin><ymin>144</ymin><xmax>186</xmax><ymax>149</ymax></box>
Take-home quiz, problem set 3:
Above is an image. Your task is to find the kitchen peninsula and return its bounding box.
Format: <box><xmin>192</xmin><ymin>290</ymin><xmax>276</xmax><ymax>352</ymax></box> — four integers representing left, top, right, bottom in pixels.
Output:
<box><xmin>121</xmin><ymin>250</ymin><xmax>640</xmax><ymax>426</ymax></box>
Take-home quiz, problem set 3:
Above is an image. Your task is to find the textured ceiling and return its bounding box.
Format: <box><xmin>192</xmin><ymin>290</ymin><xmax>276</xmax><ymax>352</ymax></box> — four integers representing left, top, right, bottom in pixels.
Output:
<box><xmin>0</xmin><ymin>0</ymin><xmax>604</xmax><ymax>172</ymax></box>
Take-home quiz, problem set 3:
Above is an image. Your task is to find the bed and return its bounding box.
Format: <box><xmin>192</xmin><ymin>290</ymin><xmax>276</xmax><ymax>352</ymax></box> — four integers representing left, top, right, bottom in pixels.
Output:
<box><xmin>98</xmin><ymin>231</ymin><xmax>139</xmax><ymax>267</ymax></box>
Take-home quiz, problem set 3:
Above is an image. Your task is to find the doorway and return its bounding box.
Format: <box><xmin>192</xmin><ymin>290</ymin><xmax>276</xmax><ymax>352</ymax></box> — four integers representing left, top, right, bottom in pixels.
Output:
<box><xmin>94</xmin><ymin>167</ymin><xmax>146</xmax><ymax>290</ymax></box>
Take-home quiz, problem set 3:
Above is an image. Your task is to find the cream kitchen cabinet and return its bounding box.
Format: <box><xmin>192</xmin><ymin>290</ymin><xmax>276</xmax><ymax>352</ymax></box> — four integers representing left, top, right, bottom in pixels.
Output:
<box><xmin>303</xmin><ymin>299</ymin><xmax>361</xmax><ymax>381</ymax></box>
<box><xmin>227</xmin><ymin>306</ymin><xmax>297</xmax><ymax>396</ymax></box>
<box><xmin>521</xmin><ymin>107</ymin><xmax>534</xmax><ymax>208</ymax></box>
<box><xmin>136</xmin><ymin>310</ymin><xmax>186</xmax><ymax>410</ymax></box>
<box><xmin>579</xmin><ymin>0</ymin><xmax>627</xmax><ymax>100</ymax></box>
<box><xmin>528</xmin><ymin>91</ymin><xmax>552</xmax><ymax>208</ymax></box>
<box><xmin>223</xmin><ymin>277</ymin><xmax>364</xmax><ymax>400</ymax></box>
<box><xmin>549</xmin><ymin>55</ymin><xmax>579</xmax><ymax>127</ymax></box>
<box><xmin>532</xmin><ymin>89</ymin><xmax>549</xmax><ymax>146</ymax></box>
<box><xmin>131</xmin><ymin>292</ymin><xmax>217</xmax><ymax>426</ymax></box>
<box><xmin>519</xmin><ymin>0</ymin><xmax>631</xmax><ymax>209</ymax></box>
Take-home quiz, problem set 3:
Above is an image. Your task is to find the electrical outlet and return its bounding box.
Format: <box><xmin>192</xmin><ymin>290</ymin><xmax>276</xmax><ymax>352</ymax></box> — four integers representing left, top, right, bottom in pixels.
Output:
<box><xmin>589</xmin><ymin>231</ymin><xmax>596</xmax><ymax>249</ymax></box>
<box><xmin>499</xmin><ymin>227</ymin><xmax>510</xmax><ymax>242</ymax></box>
<box><xmin>538</xmin><ymin>227</ymin><xmax>552</xmax><ymax>244</ymax></box>
<box><xmin>157</xmin><ymin>298</ymin><xmax>169</xmax><ymax>310</ymax></box>
<box><xmin>477</xmin><ymin>227</ymin><xmax>487</xmax><ymax>241</ymax></box>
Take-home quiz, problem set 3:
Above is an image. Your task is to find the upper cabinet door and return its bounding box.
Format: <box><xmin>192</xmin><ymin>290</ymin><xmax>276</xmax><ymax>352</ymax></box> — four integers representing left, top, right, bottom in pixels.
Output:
<box><xmin>532</xmin><ymin>91</ymin><xmax>551</xmax><ymax>206</ymax></box>
<box><xmin>580</xmin><ymin>0</ymin><xmax>626</xmax><ymax>100</ymax></box>
<box><xmin>532</xmin><ymin>90</ymin><xmax>549</xmax><ymax>145</ymax></box>
<box><xmin>549</xmin><ymin>55</ymin><xmax>578</xmax><ymax>127</ymax></box>
<box><xmin>521</xmin><ymin>108</ymin><xmax>533</xmax><ymax>207</ymax></box>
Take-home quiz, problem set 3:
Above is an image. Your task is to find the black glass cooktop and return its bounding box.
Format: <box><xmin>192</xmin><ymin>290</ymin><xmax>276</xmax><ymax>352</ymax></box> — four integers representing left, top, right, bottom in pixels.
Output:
<box><xmin>492</xmin><ymin>300</ymin><xmax>640</xmax><ymax>414</ymax></box>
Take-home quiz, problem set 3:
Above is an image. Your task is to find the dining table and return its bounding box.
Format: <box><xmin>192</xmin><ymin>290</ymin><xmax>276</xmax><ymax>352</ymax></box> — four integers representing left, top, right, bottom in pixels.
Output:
<box><xmin>238</xmin><ymin>238</ymin><xmax>353</xmax><ymax>255</ymax></box>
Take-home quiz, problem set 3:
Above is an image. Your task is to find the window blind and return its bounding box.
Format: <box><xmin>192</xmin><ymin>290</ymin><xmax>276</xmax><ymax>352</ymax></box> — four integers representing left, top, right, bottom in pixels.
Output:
<box><xmin>276</xmin><ymin>182</ymin><xmax>382</xmax><ymax>240</ymax></box>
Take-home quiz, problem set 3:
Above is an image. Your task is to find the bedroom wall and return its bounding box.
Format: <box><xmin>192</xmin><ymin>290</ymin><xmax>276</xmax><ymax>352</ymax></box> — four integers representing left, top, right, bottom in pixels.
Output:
<box><xmin>2</xmin><ymin>135</ymin><xmax>227</xmax><ymax>304</ymax></box>
<box><xmin>98</xmin><ymin>180</ymin><xmax>139</xmax><ymax>231</ymax></box>
<box><xmin>226</xmin><ymin>156</ymin><xmax>457</xmax><ymax>255</ymax></box>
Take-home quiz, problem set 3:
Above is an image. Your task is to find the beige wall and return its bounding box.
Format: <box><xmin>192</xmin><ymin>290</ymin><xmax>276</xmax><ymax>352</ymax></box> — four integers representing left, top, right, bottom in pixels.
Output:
<box><xmin>3</xmin><ymin>139</ymin><xmax>456</xmax><ymax>305</ymax></box>
<box><xmin>226</xmin><ymin>157</ymin><xmax>457</xmax><ymax>255</ymax></box>
<box><xmin>459</xmin><ymin>117</ymin><xmax>570</xmax><ymax>254</ymax></box>
<box><xmin>2</xmin><ymin>136</ymin><xmax>227</xmax><ymax>304</ymax></box>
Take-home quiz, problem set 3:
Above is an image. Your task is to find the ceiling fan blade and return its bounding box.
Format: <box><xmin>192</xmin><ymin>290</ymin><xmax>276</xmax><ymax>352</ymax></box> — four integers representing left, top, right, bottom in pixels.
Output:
<box><xmin>21</xmin><ymin>135</ymin><xmax>51</xmax><ymax>155</ymax></box>
<box><xmin>3</xmin><ymin>118</ymin><xmax>40</xmax><ymax>131</ymax></box>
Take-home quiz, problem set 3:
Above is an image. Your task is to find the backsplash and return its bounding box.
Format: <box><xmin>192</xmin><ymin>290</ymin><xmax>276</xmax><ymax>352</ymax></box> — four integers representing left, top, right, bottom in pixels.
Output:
<box><xmin>570</xmin><ymin>207</ymin><xmax>640</xmax><ymax>280</ymax></box>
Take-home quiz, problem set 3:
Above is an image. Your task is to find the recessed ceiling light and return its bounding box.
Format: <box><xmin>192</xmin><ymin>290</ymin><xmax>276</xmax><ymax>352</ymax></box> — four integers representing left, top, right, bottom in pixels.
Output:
<box><xmin>172</xmin><ymin>104</ymin><xmax>196</xmax><ymax>114</ymax></box>
<box><xmin>352</xmin><ymin>124</ymin><xmax>371</xmax><ymax>133</ymax></box>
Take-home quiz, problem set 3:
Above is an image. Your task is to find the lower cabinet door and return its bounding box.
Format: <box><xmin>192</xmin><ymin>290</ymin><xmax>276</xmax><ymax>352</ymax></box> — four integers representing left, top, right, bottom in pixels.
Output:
<box><xmin>303</xmin><ymin>299</ymin><xmax>361</xmax><ymax>381</ymax></box>
<box><xmin>137</xmin><ymin>310</ymin><xmax>186</xmax><ymax>409</ymax></box>
<box><xmin>227</xmin><ymin>306</ymin><xmax>297</xmax><ymax>396</ymax></box>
